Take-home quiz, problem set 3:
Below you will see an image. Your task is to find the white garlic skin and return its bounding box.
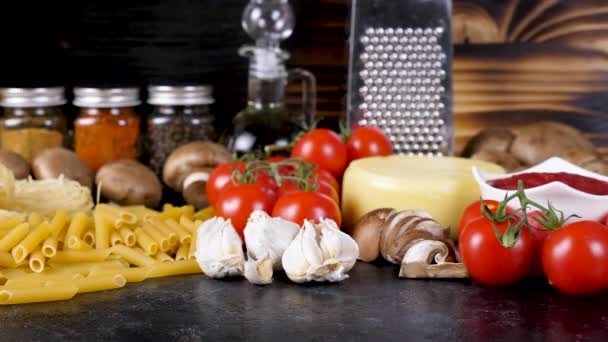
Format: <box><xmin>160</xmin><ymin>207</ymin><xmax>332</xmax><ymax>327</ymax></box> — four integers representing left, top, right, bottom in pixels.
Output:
<box><xmin>243</xmin><ymin>210</ymin><xmax>300</xmax><ymax>271</ymax></box>
<box><xmin>243</xmin><ymin>253</ymin><xmax>274</xmax><ymax>285</ymax></box>
<box><xmin>195</xmin><ymin>217</ymin><xmax>245</xmax><ymax>278</ymax></box>
<box><xmin>282</xmin><ymin>219</ymin><xmax>359</xmax><ymax>283</ymax></box>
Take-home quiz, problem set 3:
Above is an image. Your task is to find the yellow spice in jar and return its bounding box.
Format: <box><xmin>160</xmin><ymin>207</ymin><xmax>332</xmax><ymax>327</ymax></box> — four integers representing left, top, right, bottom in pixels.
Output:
<box><xmin>1</xmin><ymin>128</ymin><xmax>63</xmax><ymax>162</ymax></box>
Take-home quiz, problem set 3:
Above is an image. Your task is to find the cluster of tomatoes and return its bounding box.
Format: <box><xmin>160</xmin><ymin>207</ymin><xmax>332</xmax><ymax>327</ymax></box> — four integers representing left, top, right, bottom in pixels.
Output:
<box><xmin>458</xmin><ymin>199</ymin><xmax>608</xmax><ymax>297</ymax></box>
<box><xmin>206</xmin><ymin>126</ymin><xmax>393</xmax><ymax>238</ymax></box>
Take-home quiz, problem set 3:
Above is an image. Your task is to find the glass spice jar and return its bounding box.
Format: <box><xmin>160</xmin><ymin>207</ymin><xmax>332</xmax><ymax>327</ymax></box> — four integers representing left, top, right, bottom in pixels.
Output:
<box><xmin>0</xmin><ymin>87</ymin><xmax>67</xmax><ymax>162</ymax></box>
<box><xmin>73</xmin><ymin>87</ymin><xmax>141</xmax><ymax>172</ymax></box>
<box><xmin>146</xmin><ymin>85</ymin><xmax>216</xmax><ymax>175</ymax></box>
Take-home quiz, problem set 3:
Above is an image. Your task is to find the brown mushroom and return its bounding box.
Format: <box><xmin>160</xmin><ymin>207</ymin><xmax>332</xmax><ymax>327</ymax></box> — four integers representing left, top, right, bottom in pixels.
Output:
<box><xmin>399</xmin><ymin>240</ymin><xmax>468</xmax><ymax>278</ymax></box>
<box><xmin>0</xmin><ymin>151</ymin><xmax>30</xmax><ymax>179</ymax></box>
<box><xmin>32</xmin><ymin>148</ymin><xmax>94</xmax><ymax>189</ymax></box>
<box><xmin>96</xmin><ymin>160</ymin><xmax>162</xmax><ymax>208</ymax></box>
<box><xmin>470</xmin><ymin>149</ymin><xmax>523</xmax><ymax>171</ymax></box>
<box><xmin>162</xmin><ymin>141</ymin><xmax>232</xmax><ymax>208</ymax></box>
<box><xmin>351</xmin><ymin>208</ymin><xmax>394</xmax><ymax>262</ymax></box>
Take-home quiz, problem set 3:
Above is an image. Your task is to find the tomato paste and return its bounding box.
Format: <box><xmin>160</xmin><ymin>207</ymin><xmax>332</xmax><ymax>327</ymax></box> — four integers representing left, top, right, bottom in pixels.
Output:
<box><xmin>489</xmin><ymin>172</ymin><xmax>608</xmax><ymax>195</ymax></box>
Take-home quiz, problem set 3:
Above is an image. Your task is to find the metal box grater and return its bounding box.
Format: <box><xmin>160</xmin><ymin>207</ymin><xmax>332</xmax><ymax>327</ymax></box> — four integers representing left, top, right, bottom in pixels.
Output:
<box><xmin>347</xmin><ymin>0</ymin><xmax>453</xmax><ymax>156</ymax></box>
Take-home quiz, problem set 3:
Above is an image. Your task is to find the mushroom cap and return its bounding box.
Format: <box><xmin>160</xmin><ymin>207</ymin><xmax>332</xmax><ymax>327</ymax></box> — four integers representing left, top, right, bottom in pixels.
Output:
<box><xmin>96</xmin><ymin>160</ymin><xmax>162</xmax><ymax>208</ymax></box>
<box><xmin>32</xmin><ymin>147</ymin><xmax>94</xmax><ymax>189</ymax></box>
<box><xmin>351</xmin><ymin>208</ymin><xmax>393</xmax><ymax>262</ymax></box>
<box><xmin>461</xmin><ymin>127</ymin><xmax>515</xmax><ymax>157</ymax></box>
<box><xmin>162</xmin><ymin>141</ymin><xmax>232</xmax><ymax>192</ymax></box>
<box><xmin>0</xmin><ymin>150</ymin><xmax>30</xmax><ymax>179</ymax></box>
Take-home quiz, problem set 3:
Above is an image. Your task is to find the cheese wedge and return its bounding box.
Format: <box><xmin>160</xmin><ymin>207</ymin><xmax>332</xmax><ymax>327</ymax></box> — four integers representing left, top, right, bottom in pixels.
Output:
<box><xmin>341</xmin><ymin>156</ymin><xmax>504</xmax><ymax>239</ymax></box>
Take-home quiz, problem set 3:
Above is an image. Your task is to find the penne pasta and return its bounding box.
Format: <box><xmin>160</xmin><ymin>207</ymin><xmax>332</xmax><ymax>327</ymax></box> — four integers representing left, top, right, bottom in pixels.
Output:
<box><xmin>188</xmin><ymin>227</ymin><xmax>199</xmax><ymax>260</ymax></box>
<box><xmin>28</xmin><ymin>213</ymin><xmax>42</xmax><ymax>227</ymax></box>
<box><xmin>110</xmin><ymin>245</ymin><xmax>156</xmax><ymax>267</ymax></box>
<box><xmin>67</xmin><ymin>238</ymin><xmax>93</xmax><ymax>251</ymax></box>
<box><xmin>50</xmin><ymin>249</ymin><xmax>112</xmax><ymax>264</ymax></box>
<box><xmin>118</xmin><ymin>227</ymin><xmax>136</xmax><ymax>247</ymax></box>
<box><xmin>49</xmin><ymin>260</ymin><xmax>126</xmax><ymax>276</ymax></box>
<box><xmin>71</xmin><ymin>274</ymin><xmax>127</xmax><ymax>293</ymax></box>
<box><xmin>134</xmin><ymin>227</ymin><xmax>160</xmax><ymax>255</ymax></box>
<box><xmin>0</xmin><ymin>268</ymin><xmax>27</xmax><ymax>278</ymax></box>
<box><xmin>164</xmin><ymin>219</ymin><xmax>192</xmax><ymax>245</ymax></box>
<box><xmin>97</xmin><ymin>204</ymin><xmax>138</xmax><ymax>225</ymax></box>
<box><xmin>88</xmin><ymin>267</ymin><xmax>149</xmax><ymax>283</ymax></box>
<box><xmin>49</xmin><ymin>210</ymin><xmax>69</xmax><ymax>238</ymax></box>
<box><xmin>155</xmin><ymin>252</ymin><xmax>174</xmax><ymax>263</ymax></box>
<box><xmin>65</xmin><ymin>213</ymin><xmax>91</xmax><ymax>247</ymax></box>
<box><xmin>110</xmin><ymin>231</ymin><xmax>124</xmax><ymax>246</ymax></box>
<box><xmin>94</xmin><ymin>210</ymin><xmax>112</xmax><ymax>249</ymax></box>
<box><xmin>12</xmin><ymin>221</ymin><xmax>51</xmax><ymax>263</ymax></box>
<box><xmin>175</xmin><ymin>244</ymin><xmax>189</xmax><ymax>261</ymax></box>
<box><xmin>0</xmin><ymin>217</ymin><xmax>25</xmax><ymax>230</ymax></box>
<box><xmin>162</xmin><ymin>203</ymin><xmax>174</xmax><ymax>211</ymax></box>
<box><xmin>0</xmin><ymin>271</ymin><xmax>6</xmax><ymax>285</ymax></box>
<box><xmin>147</xmin><ymin>260</ymin><xmax>202</xmax><ymax>278</ymax></box>
<box><xmin>41</xmin><ymin>236</ymin><xmax>58</xmax><ymax>258</ymax></box>
<box><xmin>0</xmin><ymin>250</ymin><xmax>17</xmax><ymax>268</ymax></box>
<box><xmin>28</xmin><ymin>247</ymin><xmax>46</xmax><ymax>273</ymax></box>
<box><xmin>82</xmin><ymin>229</ymin><xmax>96</xmax><ymax>246</ymax></box>
<box><xmin>0</xmin><ymin>222</ymin><xmax>30</xmax><ymax>252</ymax></box>
<box><xmin>179</xmin><ymin>216</ymin><xmax>196</xmax><ymax>233</ymax></box>
<box><xmin>122</xmin><ymin>205</ymin><xmax>159</xmax><ymax>222</ymax></box>
<box><xmin>149</xmin><ymin>219</ymin><xmax>178</xmax><ymax>245</ymax></box>
<box><xmin>0</xmin><ymin>284</ymin><xmax>79</xmax><ymax>305</ymax></box>
<box><xmin>192</xmin><ymin>206</ymin><xmax>214</xmax><ymax>221</ymax></box>
<box><xmin>142</xmin><ymin>223</ymin><xmax>170</xmax><ymax>252</ymax></box>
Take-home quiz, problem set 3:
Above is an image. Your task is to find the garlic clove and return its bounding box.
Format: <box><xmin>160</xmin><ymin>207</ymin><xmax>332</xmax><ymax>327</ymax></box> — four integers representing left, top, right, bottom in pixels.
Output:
<box><xmin>195</xmin><ymin>217</ymin><xmax>245</xmax><ymax>278</ymax></box>
<box><xmin>244</xmin><ymin>252</ymin><xmax>274</xmax><ymax>285</ymax></box>
<box><xmin>281</xmin><ymin>228</ymin><xmax>310</xmax><ymax>283</ymax></box>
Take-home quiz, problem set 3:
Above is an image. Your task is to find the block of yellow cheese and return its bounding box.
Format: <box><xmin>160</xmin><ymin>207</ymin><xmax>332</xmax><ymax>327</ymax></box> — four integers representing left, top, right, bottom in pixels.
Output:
<box><xmin>341</xmin><ymin>156</ymin><xmax>504</xmax><ymax>239</ymax></box>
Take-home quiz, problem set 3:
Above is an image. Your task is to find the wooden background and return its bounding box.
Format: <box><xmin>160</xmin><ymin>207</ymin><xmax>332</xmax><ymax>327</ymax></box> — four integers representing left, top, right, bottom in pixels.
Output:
<box><xmin>1</xmin><ymin>0</ymin><xmax>607</xmax><ymax>154</ymax></box>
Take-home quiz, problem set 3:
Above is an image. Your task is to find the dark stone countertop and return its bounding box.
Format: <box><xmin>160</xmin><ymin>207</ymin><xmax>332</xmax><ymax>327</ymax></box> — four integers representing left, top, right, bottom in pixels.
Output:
<box><xmin>1</xmin><ymin>262</ymin><xmax>607</xmax><ymax>342</ymax></box>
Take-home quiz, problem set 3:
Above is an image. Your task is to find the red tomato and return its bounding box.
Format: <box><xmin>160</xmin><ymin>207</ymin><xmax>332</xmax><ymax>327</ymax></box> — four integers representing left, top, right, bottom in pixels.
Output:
<box><xmin>346</xmin><ymin>125</ymin><xmax>393</xmax><ymax>161</ymax></box>
<box><xmin>215</xmin><ymin>184</ymin><xmax>275</xmax><ymax>238</ymax></box>
<box><xmin>311</xmin><ymin>167</ymin><xmax>340</xmax><ymax>194</ymax></box>
<box><xmin>526</xmin><ymin>211</ymin><xmax>556</xmax><ymax>247</ymax></box>
<box><xmin>291</xmin><ymin>128</ymin><xmax>348</xmax><ymax>179</ymax></box>
<box><xmin>254</xmin><ymin>172</ymin><xmax>279</xmax><ymax>202</ymax></box>
<box><xmin>542</xmin><ymin>221</ymin><xmax>608</xmax><ymax>296</ymax></box>
<box><xmin>458</xmin><ymin>200</ymin><xmax>513</xmax><ymax>238</ymax></box>
<box><xmin>272</xmin><ymin>192</ymin><xmax>342</xmax><ymax>227</ymax></box>
<box><xmin>460</xmin><ymin>217</ymin><xmax>537</xmax><ymax>286</ymax></box>
<box><xmin>206</xmin><ymin>162</ymin><xmax>246</xmax><ymax>206</ymax></box>
<box><xmin>277</xmin><ymin>179</ymin><xmax>339</xmax><ymax>205</ymax></box>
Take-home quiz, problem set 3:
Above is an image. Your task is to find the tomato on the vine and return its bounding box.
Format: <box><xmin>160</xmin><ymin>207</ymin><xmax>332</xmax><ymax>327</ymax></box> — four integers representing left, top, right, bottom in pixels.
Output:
<box><xmin>277</xmin><ymin>179</ymin><xmax>339</xmax><ymax>205</ymax></box>
<box><xmin>459</xmin><ymin>217</ymin><xmax>537</xmax><ymax>286</ymax></box>
<box><xmin>291</xmin><ymin>128</ymin><xmax>348</xmax><ymax>179</ymax></box>
<box><xmin>272</xmin><ymin>191</ymin><xmax>342</xmax><ymax>227</ymax></box>
<box><xmin>458</xmin><ymin>200</ymin><xmax>513</xmax><ymax>238</ymax></box>
<box><xmin>542</xmin><ymin>221</ymin><xmax>608</xmax><ymax>296</ymax></box>
<box><xmin>215</xmin><ymin>184</ymin><xmax>275</xmax><ymax>238</ymax></box>
<box><xmin>206</xmin><ymin>162</ymin><xmax>246</xmax><ymax>206</ymax></box>
<box><xmin>311</xmin><ymin>167</ymin><xmax>340</xmax><ymax>194</ymax></box>
<box><xmin>346</xmin><ymin>125</ymin><xmax>393</xmax><ymax>161</ymax></box>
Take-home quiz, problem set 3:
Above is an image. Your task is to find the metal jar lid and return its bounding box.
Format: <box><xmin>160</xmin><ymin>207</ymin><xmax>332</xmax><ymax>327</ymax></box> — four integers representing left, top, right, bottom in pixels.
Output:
<box><xmin>147</xmin><ymin>85</ymin><xmax>214</xmax><ymax>106</ymax></box>
<box><xmin>73</xmin><ymin>87</ymin><xmax>141</xmax><ymax>108</ymax></box>
<box><xmin>0</xmin><ymin>87</ymin><xmax>67</xmax><ymax>107</ymax></box>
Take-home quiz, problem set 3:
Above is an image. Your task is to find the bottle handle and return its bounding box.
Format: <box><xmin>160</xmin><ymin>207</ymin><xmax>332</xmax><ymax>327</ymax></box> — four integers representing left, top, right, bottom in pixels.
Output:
<box><xmin>287</xmin><ymin>68</ymin><xmax>317</xmax><ymax>127</ymax></box>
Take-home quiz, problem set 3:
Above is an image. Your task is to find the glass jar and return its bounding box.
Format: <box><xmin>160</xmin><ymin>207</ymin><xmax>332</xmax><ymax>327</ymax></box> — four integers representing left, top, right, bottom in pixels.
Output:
<box><xmin>73</xmin><ymin>87</ymin><xmax>141</xmax><ymax>172</ymax></box>
<box><xmin>0</xmin><ymin>87</ymin><xmax>67</xmax><ymax>162</ymax></box>
<box><xmin>147</xmin><ymin>85</ymin><xmax>216</xmax><ymax>176</ymax></box>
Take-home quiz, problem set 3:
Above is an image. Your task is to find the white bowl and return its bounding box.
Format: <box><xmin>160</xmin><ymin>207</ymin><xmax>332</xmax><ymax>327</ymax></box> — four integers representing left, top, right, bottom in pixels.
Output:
<box><xmin>472</xmin><ymin>157</ymin><xmax>608</xmax><ymax>222</ymax></box>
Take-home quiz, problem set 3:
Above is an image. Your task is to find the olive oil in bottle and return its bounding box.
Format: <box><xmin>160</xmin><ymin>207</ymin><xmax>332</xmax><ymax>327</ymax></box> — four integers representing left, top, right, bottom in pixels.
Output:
<box><xmin>225</xmin><ymin>0</ymin><xmax>316</xmax><ymax>155</ymax></box>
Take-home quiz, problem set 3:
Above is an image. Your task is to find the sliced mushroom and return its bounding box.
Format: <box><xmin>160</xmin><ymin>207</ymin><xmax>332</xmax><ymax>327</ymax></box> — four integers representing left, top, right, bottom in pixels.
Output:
<box><xmin>32</xmin><ymin>148</ymin><xmax>93</xmax><ymax>189</ymax></box>
<box><xmin>399</xmin><ymin>240</ymin><xmax>468</xmax><ymax>278</ymax></box>
<box><xmin>162</xmin><ymin>141</ymin><xmax>232</xmax><ymax>208</ymax></box>
<box><xmin>351</xmin><ymin>208</ymin><xmax>394</xmax><ymax>262</ymax></box>
<box><xmin>0</xmin><ymin>151</ymin><xmax>30</xmax><ymax>179</ymax></box>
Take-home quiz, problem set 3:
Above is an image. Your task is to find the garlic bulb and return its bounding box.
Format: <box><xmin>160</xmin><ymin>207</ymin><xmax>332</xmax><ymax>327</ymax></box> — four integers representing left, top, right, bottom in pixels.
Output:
<box><xmin>242</xmin><ymin>211</ymin><xmax>299</xmax><ymax>285</ymax></box>
<box><xmin>282</xmin><ymin>219</ymin><xmax>359</xmax><ymax>283</ymax></box>
<box><xmin>195</xmin><ymin>217</ymin><xmax>245</xmax><ymax>278</ymax></box>
<box><xmin>244</xmin><ymin>210</ymin><xmax>300</xmax><ymax>270</ymax></box>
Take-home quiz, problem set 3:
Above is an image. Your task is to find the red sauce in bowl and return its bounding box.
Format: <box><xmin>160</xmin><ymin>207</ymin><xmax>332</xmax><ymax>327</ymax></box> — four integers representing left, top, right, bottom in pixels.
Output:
<box><xmin>488</xmin><ymin>172</ymin><xmax>608</xmax><ymax>196</ymax></box>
